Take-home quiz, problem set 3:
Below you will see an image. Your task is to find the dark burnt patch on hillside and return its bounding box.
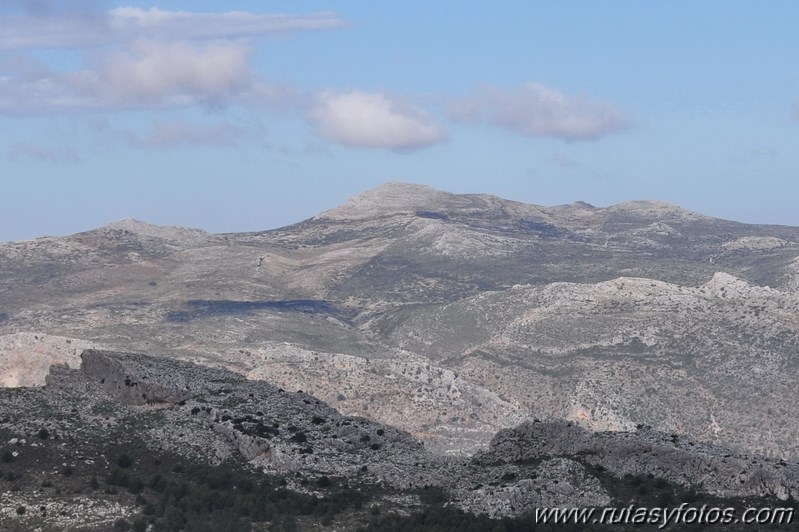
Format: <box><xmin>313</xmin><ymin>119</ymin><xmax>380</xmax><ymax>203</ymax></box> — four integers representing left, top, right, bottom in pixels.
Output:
<box><xmin>165</xmin><ymin>299</ymin><xmax>355</xmax><ymax>324</ymax></box>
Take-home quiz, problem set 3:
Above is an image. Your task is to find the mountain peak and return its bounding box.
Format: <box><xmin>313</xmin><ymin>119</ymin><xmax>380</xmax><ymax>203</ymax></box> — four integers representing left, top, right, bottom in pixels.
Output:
<box><xmin>103</xmin><ymin>217</ymin><xmax>162</xmax><ymax>232</ymax></box>
<box><xmin>608</xmin><ymin>200</ymin><xmax>708</xmax><ymax>220</ymax></box>
<box><xmin>315</xmin><ymin>182</ymin><xmax>720</xmax><ymax>226</ymax></box>
<box><xmin>96</xmin><ymin>217</ymin><xmax>210</xmax><ymax>244</ymax></box>
<box><xmin>318</xmin><ymin>182</ymin><xmax>455</xmax><ymax>220</ymax></box>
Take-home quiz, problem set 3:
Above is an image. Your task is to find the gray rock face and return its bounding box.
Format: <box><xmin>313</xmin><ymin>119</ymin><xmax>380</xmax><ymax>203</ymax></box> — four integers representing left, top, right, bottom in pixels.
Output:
<box><xmin>77</xmin><ymin>349</ymin><xmax>196</xmax><ymax>406</ymax></box>
<box><xmin>481</xmin><ymin>421</ymin><xmax>799</xmax><ymax>501</ymax></box>
<box><xmin>51</xmin><ymin>350</ymin><xmax>440</xmax><ymax>486</ymax></box>
<box><xmin>459</xmin><ymin>458</ymin><xmax>611</xmax><ymax>518</ymax></box>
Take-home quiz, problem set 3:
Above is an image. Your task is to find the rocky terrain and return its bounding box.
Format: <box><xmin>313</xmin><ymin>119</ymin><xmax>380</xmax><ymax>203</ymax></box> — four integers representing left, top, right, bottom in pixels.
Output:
<box><xmin>0</xmin><ymin>349</ymin><xmax>795</xmax><ymax>530</ymax></box>
<box><xmin>1</xmin><ymin>182</ymin><xmax>799</xmax><ymax>527</ymax></box>
<box><xmin>2</xmin><ymin>182</ymin><xmax>798</xmax><ymax>459</ymax></box>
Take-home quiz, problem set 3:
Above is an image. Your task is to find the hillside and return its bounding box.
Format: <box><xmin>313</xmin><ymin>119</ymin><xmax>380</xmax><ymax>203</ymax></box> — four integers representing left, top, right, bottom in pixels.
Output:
<box><xmin>1</xmin><ymin>182</ymin><xmax>798</xmax><ymax>459</ymax></box>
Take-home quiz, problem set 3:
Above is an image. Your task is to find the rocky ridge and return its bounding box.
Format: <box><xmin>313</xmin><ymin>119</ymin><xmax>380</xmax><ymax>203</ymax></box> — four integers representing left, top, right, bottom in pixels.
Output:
<box><xmin>1</xmin><ymin>350</ymin><xmax>797</xmax><ymax>527</ymax></box>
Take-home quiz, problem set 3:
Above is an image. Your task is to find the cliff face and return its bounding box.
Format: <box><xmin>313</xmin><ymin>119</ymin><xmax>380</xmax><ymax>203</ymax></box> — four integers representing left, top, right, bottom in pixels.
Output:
<box><xmin>0</xmin><ymin>333</ymin><xmax>97</xmax><ymax>387</ymax></box>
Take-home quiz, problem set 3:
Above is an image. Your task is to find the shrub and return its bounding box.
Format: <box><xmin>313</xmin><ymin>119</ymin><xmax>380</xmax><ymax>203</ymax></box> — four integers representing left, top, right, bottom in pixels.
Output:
<box><xmin>108</xmin><ymin>469</ymin><xmax>131</xmax><ymax>487</ymax></box>
<box><xmin>657</xmin><ymin>491</ymin><xmax>675</xmax><ymax>506</ymax></box>
<box><xmin>683</xmin><ymin>487</ymin><xmax>703</xmax><ymax>503</ymax></box>
<box><xmin>128</xmin><ymin>478</ymin><xmax>144</xmax><ymax>494</ymax></box>
<box><xmin>37</xmin><ymin>428</ymin><xmax>49</xmax><ymax>440</ymax></box>
<box><xmin>117</xmin><ymin>454</ymin><xmax>133</xmax><ymax>468</ymax></box>
<box><xmin>420</xmin><ymin>485</ymin><xmax>447</xmax><ymax>505</ymax></box>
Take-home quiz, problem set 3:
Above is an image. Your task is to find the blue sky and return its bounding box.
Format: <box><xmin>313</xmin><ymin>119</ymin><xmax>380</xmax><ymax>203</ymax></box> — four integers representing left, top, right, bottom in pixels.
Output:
<box><xmin>1</xmin><ymin>1</ymin><xmax>798</xmax><ymax>241</ymax></box>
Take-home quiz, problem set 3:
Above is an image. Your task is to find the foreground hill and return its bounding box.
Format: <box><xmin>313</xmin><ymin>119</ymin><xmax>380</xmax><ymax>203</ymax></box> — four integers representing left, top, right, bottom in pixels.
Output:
<box><xmin>0</xmin><ymin>351</ymin><xmax>795</xmax><ymax>530</ymax></box>
<box><xmin>1</xmin><ymin>182</ymin><xmax>798</xmax><ymax>458</ymax></box>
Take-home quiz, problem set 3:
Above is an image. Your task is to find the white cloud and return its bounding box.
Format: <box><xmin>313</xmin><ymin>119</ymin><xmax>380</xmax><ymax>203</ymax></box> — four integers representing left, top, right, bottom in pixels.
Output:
<box><xmin>0</xmin><ymin>40</ymin><xmax>299</xmax><ymax>113</ymax></box>
<box><xmin>7</xmin><ymin>142</ymin><xmax>80</xmax><ymax>163</ymax></box>
<box><xmin>450</xmin><ymin>83</ymin><xmax>628</xmax><ymax>141</ymax></box>
<box><xmin>96</xmin><ymin>39</ymin><xmax>253</xmax><ymax>106</ymax></box>
<box><xmin>109</xmin><ymin>8</ymin><xmax>344</xmax><ymax>41</ymax></box>
<box><xmin>0</xmin><ymin>7</ymin><xmax>344</xmax><ymax>50</ymax></box>
<box><xmin>0</xmin><ymin>6</ymin><xmax>337</xmax><ymax>113</ymax></box>
<box><xmin>310</xmin><ymin>91</ymin><xmax>445</xmax><ymax>150</ymax></box>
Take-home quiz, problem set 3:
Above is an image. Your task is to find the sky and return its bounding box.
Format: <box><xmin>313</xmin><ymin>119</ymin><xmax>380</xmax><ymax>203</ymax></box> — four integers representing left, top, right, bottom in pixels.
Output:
<box><xmin>1</xmin><ymin>1</ymin><xmax>798</xmax><ymax>241</ymax></box>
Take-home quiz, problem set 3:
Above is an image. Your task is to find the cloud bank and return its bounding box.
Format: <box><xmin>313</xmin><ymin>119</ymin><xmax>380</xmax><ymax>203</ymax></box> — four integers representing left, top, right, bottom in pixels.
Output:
<box><xmin>451</xmin><ymin>83</ymin><xmax>628</xmax><ymax>141</ymax></box>
<box><xmin>0</xmin><ymin>39</ymin><xmax>298</xmax><ymax>113</ymax></box>
<box><xmin>0</xmin><ymin>7</ymin><xmax>628</xmax><ymax>154</ymax></box>
<box><xmin>0</xmin><ymin>5</ymin><xmax>333</xmax><ymax>114</ymax></box>
<box><xmin>311</xmin><ymin>91</ymin><xmax>445</xmax><ymax>150</ymax></box>
<box><xmin>0</xmin><ymin>7</ymin><xmax>345</xmax><ymax>50</ymax></box>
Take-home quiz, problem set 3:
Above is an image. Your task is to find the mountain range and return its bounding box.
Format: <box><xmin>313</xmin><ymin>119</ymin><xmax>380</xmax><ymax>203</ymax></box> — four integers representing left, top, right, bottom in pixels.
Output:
<box><xmin>1</xmin><ymin>182</ymin><xmax>798</xmax><ymax>528</ymax></box>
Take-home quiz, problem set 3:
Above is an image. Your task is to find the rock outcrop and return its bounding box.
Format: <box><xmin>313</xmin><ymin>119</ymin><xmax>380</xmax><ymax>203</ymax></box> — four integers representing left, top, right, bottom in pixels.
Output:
<box><xmin>481</xmin><ymin>421</ymin><xmax>799</xmax><ymax>501</ymax></box>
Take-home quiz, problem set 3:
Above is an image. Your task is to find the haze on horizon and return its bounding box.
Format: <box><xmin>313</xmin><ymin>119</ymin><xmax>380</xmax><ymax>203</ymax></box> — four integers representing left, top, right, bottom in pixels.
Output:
<box><xmin>1</xmin><ymin>1</ymin><xmax>797</xmax><ymax>242</ymax></box>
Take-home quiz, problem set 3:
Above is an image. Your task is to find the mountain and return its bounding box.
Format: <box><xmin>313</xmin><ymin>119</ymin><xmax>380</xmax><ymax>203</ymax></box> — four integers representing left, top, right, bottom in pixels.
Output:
<box><xmin>1</xmin><ymin>182</ymin><xmax>798</xmax><ymax>462</ymax></box>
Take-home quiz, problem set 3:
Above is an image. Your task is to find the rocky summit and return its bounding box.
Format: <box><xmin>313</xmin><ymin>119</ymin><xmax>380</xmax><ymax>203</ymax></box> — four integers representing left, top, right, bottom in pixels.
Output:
<box><xmin>1</xmin><ymin>182</ymin><xmax>799</xmax><ymax>529</ymax></box>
